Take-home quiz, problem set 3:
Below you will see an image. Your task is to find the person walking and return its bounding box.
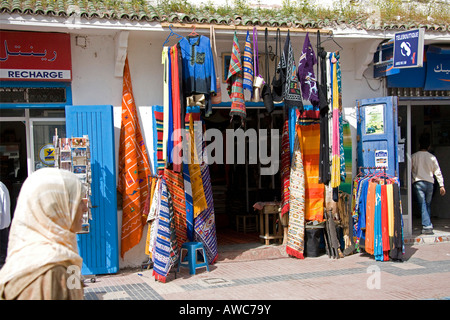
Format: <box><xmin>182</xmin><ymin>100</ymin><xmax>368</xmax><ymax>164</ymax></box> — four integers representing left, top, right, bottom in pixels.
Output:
<box><xmin>411</xmin><ymin>134</ymin><xmax>446</xmax><ymax>235</ymax></box>
<box><xmin>0</xmin><ymin>168</ymin><xmax>88</xmax><ymax>300</ymax></box>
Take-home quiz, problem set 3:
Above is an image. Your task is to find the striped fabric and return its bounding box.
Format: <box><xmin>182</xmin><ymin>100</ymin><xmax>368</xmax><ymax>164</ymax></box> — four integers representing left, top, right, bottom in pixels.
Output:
<box><xmin>152</xmin><ymin>105</ymin><xmax>165</xmax><ymax>175</ymax></box>
<box><xmin>340</xmin><ymin>121</ymin><xmax>352</xmax><ymax>194</ymax></box>
<box><xmin>170</xmin><ymin>44</ymin><xmax>182</xmax><ymax>172</ymax></box>
<box><xmin>145</xmin><ymin>176</ymin><xmax>158</xmax><ymax>256</ymax></box>
<box><xmin>164</xmin><ymin>168</ymin><xmax>188</xmax><ymax>251</ymax></box>
<box><xmin>330</xmin><ymin>53</ymin><xmax>341</xmax><ymax>188</ymax></box>
<box><xmin>227</xmin><ymin>31</ymin><xmax>246</xmax><ymax>123</ymax></box>
<box><xmin>297</xmin><ymin>122</ymin><xmax>324</xmax><ymax>222</ymax></box>
<box><xmin>187</xmin><ymin>108</ymin><xmax>218</xmax><ymax>264</ymax></box>
<box><xmin>152</xmin><ymin>179</ymin><xmax>179</xmax><ymax>283</ymax></box>
<box><xmin>286</xmin><ymin>130</ymin><xmax>305</xmax><ymax>259</ymax></box>
<box><xmin>187</xmin><ymin>113</ymin><xmax>208</xmax><ymax>217</ymax></box>
<box><xmin>243</xmin><ymin>30</ymin><xmax>254</xmax><ymax>94</ymax></box>
<box><xmin>280</xmin><ymin>118</ymin><xmax>290</xmax><ymax>217</ymax></box>
<box><xmin>195</xmin><ymin>162</ymin><xmax>219</xmax><ymax>264</ymax></box>
<box><xmin>118</xmin><ymin>57</ymin><xmax>152</xmax><ymax>258</ymax></box>
<box><xmin>182</xmin><ymin>162</ymin><xmax>195</xmax><ymax>241</ymax></box>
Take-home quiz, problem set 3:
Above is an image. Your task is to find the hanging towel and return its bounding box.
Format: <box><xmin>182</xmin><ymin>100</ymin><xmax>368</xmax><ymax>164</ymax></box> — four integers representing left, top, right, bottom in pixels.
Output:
<box><xmin>283</xmin><ymin>30</ymin><xmax>303</xmax><ymax>110</ymax></box>
<box><xmin>118</xmin><ymin>57</ymin><xmax>153</xmax><ymax>258</ymax></box>
<box><xmin>152</xmin><ymin>178</ymin><xmax>179</xmax><ymax>282</ymax></box>
<box><xmin>280</xmin><ymin>118</ymin><xmax>290</xmax><ymax>217</ymax></box>
<box><xmin>227</xmin><ymin>31</ymin><xmax>246</xmax><ymax>124</ymax></box>
<box><xmin>286</xmin><ymin>129</ymin><xmax>305</xmax><ymax>259</ymax></box>
<box><xmin>297</xmin><ymin>32</ymin><xmax>319</xmax><ymax>107</ymax></box>
<box><xmin>243</xmin><ymin>30</ymin><xmax>254</xmax><ymax>95</ymax></box>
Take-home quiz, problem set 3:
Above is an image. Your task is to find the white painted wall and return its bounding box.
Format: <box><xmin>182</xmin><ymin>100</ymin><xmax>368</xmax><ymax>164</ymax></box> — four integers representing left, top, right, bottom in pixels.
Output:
<box><xmin>69</xmin><ymin>29</ymin><xmax>385</xmax><ymax>268</ymax></box>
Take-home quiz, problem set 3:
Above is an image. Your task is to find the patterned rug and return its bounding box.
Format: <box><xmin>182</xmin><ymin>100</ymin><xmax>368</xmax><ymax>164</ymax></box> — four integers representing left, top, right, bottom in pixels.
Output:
<box><xmin>286</xmin><ymin>130</ymin><xmax>305</xmax><ymax>259</ymax></box>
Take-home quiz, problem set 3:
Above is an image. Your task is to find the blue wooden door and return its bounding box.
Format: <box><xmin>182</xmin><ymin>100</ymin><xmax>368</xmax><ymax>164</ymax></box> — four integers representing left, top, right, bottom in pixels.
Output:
<box><xmin>65</xmin><ymin>105</ymin><xmax>119</xmax><ymax>275</ymax></box>
<box><xmin>356</xmin><ymin>96</ymin><xmax>398</xmax><ymax>177</ymax></box>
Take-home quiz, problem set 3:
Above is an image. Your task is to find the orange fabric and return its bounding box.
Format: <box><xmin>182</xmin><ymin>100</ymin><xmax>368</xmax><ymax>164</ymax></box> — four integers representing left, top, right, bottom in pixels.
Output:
<box><xmin>296</xmin><ymin>123</ymin><xmax>324</xmax><ymax>221</ymax></box>
<box><xmin>365</xmin><ymin>182</ymin><xmax>376</xmax><ymax>255</ymax></box>
<box><xmin>118</xmin><ymin>57</ymin><xmax>152</xmax><ymax>258</ymax></box>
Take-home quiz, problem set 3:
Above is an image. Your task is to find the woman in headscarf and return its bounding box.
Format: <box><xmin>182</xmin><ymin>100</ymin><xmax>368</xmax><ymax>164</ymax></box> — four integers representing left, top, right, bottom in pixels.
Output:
<box><xmin>0</xmin><ymin>168</ymin><xmax>87</xmax><ymax>300</ymax></box>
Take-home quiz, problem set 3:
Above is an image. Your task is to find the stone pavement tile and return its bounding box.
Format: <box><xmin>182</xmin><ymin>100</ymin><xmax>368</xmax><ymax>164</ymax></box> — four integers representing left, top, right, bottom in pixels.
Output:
<box><xmin>84</xmin><ymin>242</ymin><xmax>450</xmax><ymax>300</ymax></box>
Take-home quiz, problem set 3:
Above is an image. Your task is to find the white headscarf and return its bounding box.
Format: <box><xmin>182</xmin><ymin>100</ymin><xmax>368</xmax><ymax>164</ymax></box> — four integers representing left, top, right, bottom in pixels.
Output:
<box><xmin>0</xmin><ymin>168</ymin><xmax>84</xmax><ymax>285</ymax></box>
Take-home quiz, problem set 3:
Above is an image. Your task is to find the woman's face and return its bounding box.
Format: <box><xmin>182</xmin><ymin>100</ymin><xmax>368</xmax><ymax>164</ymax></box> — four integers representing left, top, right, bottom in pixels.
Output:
<box><xmin>71</xmin><ymin>198</ymin><xmax>89</xmax><ymax>233</ymax></box>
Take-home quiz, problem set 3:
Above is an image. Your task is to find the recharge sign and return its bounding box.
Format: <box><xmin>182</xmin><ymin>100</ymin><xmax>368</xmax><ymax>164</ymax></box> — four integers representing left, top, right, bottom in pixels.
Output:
<box><xmin>0</xmin><ymin>31</ymin><xmax>72</xmax><ymax>81</ymax></box>
<box><xmin>393</xmin><ymin>28</ymin><xmax>425</xmax><ymax>69</ymax></box>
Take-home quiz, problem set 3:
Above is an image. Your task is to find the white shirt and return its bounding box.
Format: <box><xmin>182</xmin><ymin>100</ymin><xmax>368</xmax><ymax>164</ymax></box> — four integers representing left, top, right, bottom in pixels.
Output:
<box><xmin>0</xmin><ymin>181</ymin><xmax>11</xmax><ymax>229</ymax></box>
<box><xmin>411</xmin><ymin>150</ymin><xmax>444</xmax><ymax>187</ymax></box>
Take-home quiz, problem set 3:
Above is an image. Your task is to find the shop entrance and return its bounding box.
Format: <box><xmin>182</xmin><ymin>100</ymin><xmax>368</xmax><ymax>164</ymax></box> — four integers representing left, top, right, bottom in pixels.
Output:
<box><xmin>0</xmin><ymin>118</ymin><xmax>27</xmax><ymax>218</ymax></box>
<box><xmin>204</xmin><ymin>108</ymin><xmax>283</xmax><ymax>246</ymax></box>
<box><xmin>407</xmin><ymin>101</ymin><xmax>450</xmax><ymax>235</ymax></box>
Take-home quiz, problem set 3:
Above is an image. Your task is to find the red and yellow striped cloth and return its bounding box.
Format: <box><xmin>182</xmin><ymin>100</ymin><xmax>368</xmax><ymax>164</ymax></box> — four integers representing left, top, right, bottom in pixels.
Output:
<box><xmin>118</xmin><ymin>57</ymin><xmax>152</xmax><ymax>258</ymax></box>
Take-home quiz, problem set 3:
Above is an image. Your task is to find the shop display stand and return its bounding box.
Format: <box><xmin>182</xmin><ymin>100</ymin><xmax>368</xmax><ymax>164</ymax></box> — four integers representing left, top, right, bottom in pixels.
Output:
<box><xmin>53</xmin><ymin>130</ymin><xmax>92</xmax><ymax>234</ymax></box>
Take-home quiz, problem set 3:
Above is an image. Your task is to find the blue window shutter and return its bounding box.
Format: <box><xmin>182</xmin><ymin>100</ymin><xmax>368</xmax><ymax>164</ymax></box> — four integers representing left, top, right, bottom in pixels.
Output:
<box><xmin>65</xmin><ymin>105</ymin><xmax>119</xmax><ymax>275</ymax></box>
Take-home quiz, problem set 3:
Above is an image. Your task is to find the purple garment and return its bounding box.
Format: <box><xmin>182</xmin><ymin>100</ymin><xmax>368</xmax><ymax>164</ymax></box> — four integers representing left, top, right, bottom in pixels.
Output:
<box><xmin>297</xmin><ymin>33</ymin><xmax>319</xmax><ymax>107</ymax></box>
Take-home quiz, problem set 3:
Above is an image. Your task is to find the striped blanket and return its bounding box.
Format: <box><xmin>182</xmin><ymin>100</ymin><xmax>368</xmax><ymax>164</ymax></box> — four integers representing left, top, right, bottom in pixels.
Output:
<box><xmin>227</xmin><ymin>31</ymin><xmax>246</xmax><ymax>124</ymax></box>
<box><xmin>286</xmin><ymin>130</ymin><xmax>305</xmax><ymax>259</ymax></box>
<box><xmin>243</xmin><ymin>30</ymin><xmax>254</xmax><ymax>95</ymax></box>
<box><xmin>280</xmin><ymin>119</ymin><xmax>290</xmax><ymax>217</ymax></box>
<box><xmin>118</xmin><ymin>57</ymin><xmax>152</xmax><ymax>258</ymax></box>
<box><xmin>152</xmin><ymin>105</ymin><xmax>165</xmax><ymax>175</ymax></box>
<box><xmin>297</xmin><ymin>122</ymin><xmax>324</xmax><ymax>222</ymax></box>
<box><xmin>152</xmin><ymin>179</ymin><xmax>179</xmax><ymax>283</ymax></box>
<box><xmin>164</xmin><ymin>168</ymin><xmax>188</xmax><ymax>251</ymax></box>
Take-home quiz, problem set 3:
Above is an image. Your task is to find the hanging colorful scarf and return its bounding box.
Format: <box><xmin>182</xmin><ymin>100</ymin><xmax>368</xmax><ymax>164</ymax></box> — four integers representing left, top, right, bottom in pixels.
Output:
<box><xmin>364</xmin><ymin>181</ymin><xmax>376</xmax><ymax>255</ymax></box>
<box><xmin>381</xmin><ymin>184</ymin><xmax>390</xmax><ymax>261</ymax></box>
<box><xmin>297</xmin><ymin>32</ymin><xmax>319</xmax><ymax>107</ymax></box>
<box><xmin>280</xmin><ymin>118</ymin><xmax>290</xmax><ymax>217</ymax></box>
<box><xmin>152</xmin><ymin>178</ymin><xmax>179</xmax><ymax>282</ymax></box>
<box><xmin>170</xmin><ymin>45</ymin><xmax>182</xmax><ymax>172</ymax></box>
<box><xmin>387</xmin><ymin>183</ymin><xmax>395</xmax><ymax>246</ymax></box>
<box><xmin>162</xmin><ymin>47</ymin><xmax>170</xmax><ymax>166</ymax></box>
<box><xmin>152</xmin><ymin>105</ymin><xmax>165</xmax><ymax>175</ymax></box>
<box><xmin>164</xmin><ymin>168</ymin><xmax>188</xmax><ymax>250</ymax></box>
<box><xmin>227</xmin><ymin>31</ymin><xmax>246</xmax><ymax>124</ymax></box>
<box><xmin>145</xmin><ymin>176</ymin><xmax>158</xmax><ymax>256</ymax></box>
<box><xmin>286</xmin><ymin>129</ymin><xmax>305</xmax><ymax>259</ymax></box>
<box><xmin>339</xmin><ymin>121</ymin><xmax>352</xmax><ymax>194</ymax></box>
<box><xmin>146</xmin><ymin>178</ymin><xmax>161</xmax><ymax>258</ymax></box>
<box><xmin>330</xmin><ymin>53</ymin><xmax>341</xmax><ymax>188</ymax></box>
<box><xmin>283</xmin><ymin>30</ymin><xmax>303</xmax><ymax>110</ymax></box>
<box><xmin>243</xmin><ymin>30</ymin><xmax>254</xmax><ymax>95</ymax></box>
<box><xmin>297</xmin><ymin>122</ymin><xmax>324</xmax><ymax>222</ymax></box>
<box><xmin>183</xmin><ymin>162</ymin><xmax>194</xmax><ymax>241</ymax></box>
<box><xmin>118</xmin><ymin>57</ymin><xmax>152</xmax><ymax>258</ymax></box>
<box><xmin>373</xmin><ymin>184</ymin><xmax>383</xmax><ymax>261</ymax></box>
<box><xmin>187</xmin><ymin>107</ymin><xmax>218</xmax><ymax>264</ymax></box>
<box><xmin>187</xmin><ymin>112</ymin><xmax>208</xmax><ymax>217</ymax></box>
<box><xmin>195</xmin><ymin>162</ymin><xmax>219</xmax><ymax>264</ymax></box>
<box><xmin>336</xmin><ymin>53</ymin><xmax>346</xmax><ymax>183</ymax></box>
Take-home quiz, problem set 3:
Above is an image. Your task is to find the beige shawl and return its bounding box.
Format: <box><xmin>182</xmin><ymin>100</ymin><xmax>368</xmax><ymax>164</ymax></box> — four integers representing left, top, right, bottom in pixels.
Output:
<box><xmin>0</xmin><ymin>168</ymin><xmax>84</xmax><ymax>299</ymax></box>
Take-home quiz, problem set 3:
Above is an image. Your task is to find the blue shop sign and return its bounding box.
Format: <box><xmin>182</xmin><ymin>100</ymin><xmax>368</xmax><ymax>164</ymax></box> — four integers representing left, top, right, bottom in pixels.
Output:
<box><xmin>424</xmin><ymin>45</ymin><xmax>450</xmax><ymax>90</ymax></box>
<box><xmin>393</xmin><ymin>28</ymin><xmax>425</xmax><ymax>68</ymax></box>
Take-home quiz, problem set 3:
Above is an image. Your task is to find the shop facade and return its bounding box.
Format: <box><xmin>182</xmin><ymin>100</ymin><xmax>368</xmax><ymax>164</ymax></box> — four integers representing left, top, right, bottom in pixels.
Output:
<box><xmin>1</xmin><ymin>3</ymin><xmax>449</xmax><ymax>273</ymax></box>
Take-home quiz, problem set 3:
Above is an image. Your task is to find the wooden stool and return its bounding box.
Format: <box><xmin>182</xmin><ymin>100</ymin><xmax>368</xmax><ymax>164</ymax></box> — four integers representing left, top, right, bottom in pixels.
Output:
<box><xmin>236</xmin><ymin>214</ymin><xmax>258</xmax><ymax>233</ymax></box>
<box><xmin>258</xmin><ymin>204</ymin><xmax>283</xmax><ymax>245</ymax></box>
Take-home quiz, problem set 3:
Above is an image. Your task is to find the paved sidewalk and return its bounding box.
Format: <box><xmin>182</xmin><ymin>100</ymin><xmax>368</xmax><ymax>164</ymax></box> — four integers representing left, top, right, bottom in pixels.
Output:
<box><xmin>83</xmin><ymin>241</ymin><xmax>450</xmax><ymax>301</ymax></box>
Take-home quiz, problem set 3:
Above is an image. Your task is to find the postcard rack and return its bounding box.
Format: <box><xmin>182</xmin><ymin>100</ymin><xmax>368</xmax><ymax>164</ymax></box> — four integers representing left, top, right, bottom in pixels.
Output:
<box><xmin>53</xmin><ymin>130</ymin><xmax>92</xmax><ymax>234</ymax></box>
